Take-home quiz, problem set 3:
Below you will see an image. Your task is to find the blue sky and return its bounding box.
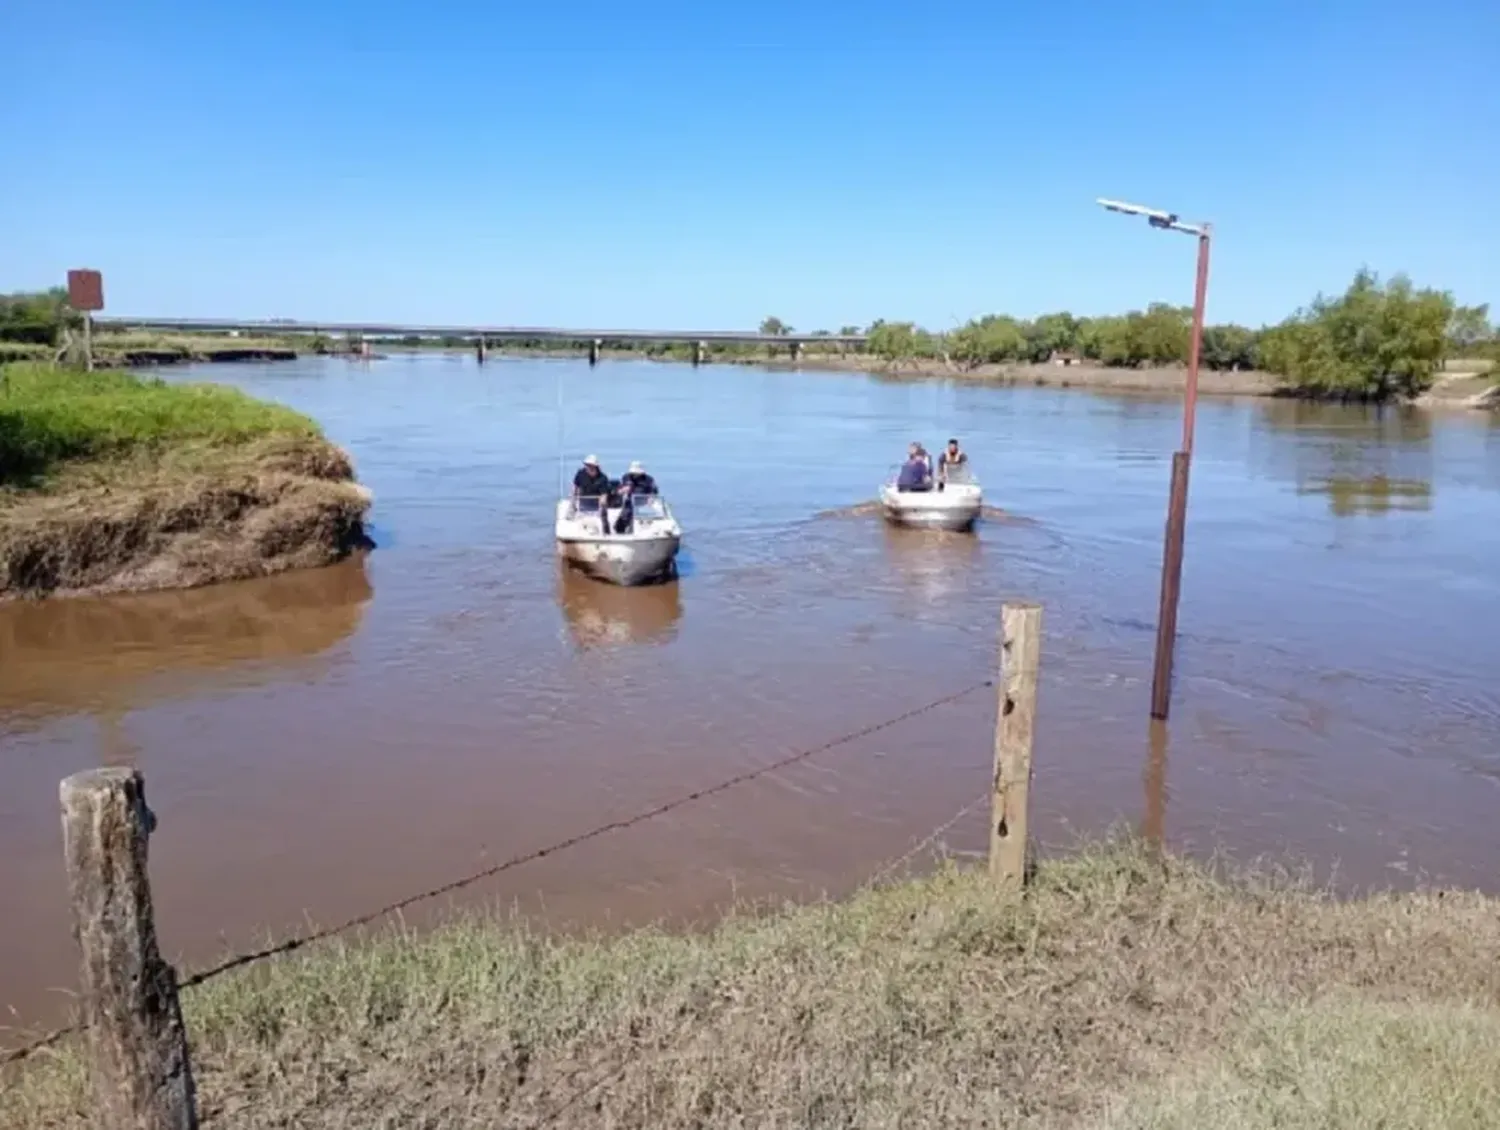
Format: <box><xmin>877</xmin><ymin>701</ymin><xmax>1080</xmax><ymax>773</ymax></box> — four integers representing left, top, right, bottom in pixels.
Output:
<box><xmin>3</xmin><ymin>0</ymin><xmax>1495</xmax><ymax>331</ymax></box>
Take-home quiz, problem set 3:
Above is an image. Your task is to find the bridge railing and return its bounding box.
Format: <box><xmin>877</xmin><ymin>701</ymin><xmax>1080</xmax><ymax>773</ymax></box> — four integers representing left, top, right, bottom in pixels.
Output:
<box><xmin>95</xmin><ymin>316</ymin><xmax>868</xmax><ymax>348</ymax></box>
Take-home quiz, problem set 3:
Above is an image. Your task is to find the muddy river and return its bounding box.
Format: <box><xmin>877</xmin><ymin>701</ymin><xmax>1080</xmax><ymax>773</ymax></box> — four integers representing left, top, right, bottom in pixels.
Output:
<box><xmin>4</xmin><ymin>355</ymin><xmax>1498</xmax><ymax>1043</ymax></box>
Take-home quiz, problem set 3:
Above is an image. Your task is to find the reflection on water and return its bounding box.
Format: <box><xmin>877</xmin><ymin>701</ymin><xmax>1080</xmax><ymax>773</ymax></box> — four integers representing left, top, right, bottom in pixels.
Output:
<box><xmin>1252</xmin><ymin>400</ymin><xmax>1435</xmax><ymax>514</ymax></box>
<box><xmin>0</xmin><ymin>557</ymin><xmax>372</xmax><ymax>729</ymax></box>
<box><xmin>1259</xmin><ymin>399</ymin><xmax>1434</xmax><ymax>444</ymax></box>
<box><xmin>1298</xmin><ymin>476</ymin><xmax>1433</xmax><ymax>516</ymax></box>
<box><xmin>555</xmin><ymin>566</ymin><xmax>683</xmax><ymax>651</ymax></box>
<box><xmin>880</xmin><ymin>525</ymin><xmax>984</xmax><ymax>606</ymax></box>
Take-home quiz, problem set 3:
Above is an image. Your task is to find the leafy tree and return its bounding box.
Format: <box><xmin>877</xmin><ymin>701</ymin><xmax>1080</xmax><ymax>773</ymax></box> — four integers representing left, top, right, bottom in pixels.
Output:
<box><xmin>1447</xmin><ymin>304</ymin><xmax>1492</xmax><ymax>353</ymax></box>
<box><xmin>913</xmin><ymin>328</ymin><xmax>945</xmax><ymax>359</ymax></box>
<box><xmin>759</xmin><ymin>316</ymin><xmax>790</xmax><ymax>337</ymax></box>
<box><xmin>1023</xmin><ymin>312</ymin><xmax>1080</xmax><ymax>362</ymax></box>
<box><xmin>1077</xmin><ymin>315</ymin><xmax>1140</xmax><ymax>366</ymax></box>
<box><xmin>1128</xmin><ymin>304</ymin><xmax>1192</xmax><ymax>365</ymax></box>
<box><xmin>1200</xmin><ymin>324</ymin><xmax>1259</xmax><ymax>371</ymax></box>
<box><xmin>1258</xmin><ymin>269</ymin><xmax>1453</xmax><ymax>399</ymax></box>
<box><xmin>951</xmin><ymin>315</ymin><xmax>1026</xmax><ymax>367</ymax></box>
<box><xmin>866</xmin><ymin>320</ymin><xmax>919</xmax><ymax>362</ymax></box>
<box><xmin>0</xmin><ymin>289</ymin><xmax>81</xmax><ymax>345</ymax></box>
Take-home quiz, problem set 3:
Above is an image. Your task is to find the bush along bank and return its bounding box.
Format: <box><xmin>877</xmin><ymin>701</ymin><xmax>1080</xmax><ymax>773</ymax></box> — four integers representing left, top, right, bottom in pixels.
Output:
<box><xmin>0</xmin><ymin>363</ymin><xmax>372</xmax><ymax>599</ymax></box>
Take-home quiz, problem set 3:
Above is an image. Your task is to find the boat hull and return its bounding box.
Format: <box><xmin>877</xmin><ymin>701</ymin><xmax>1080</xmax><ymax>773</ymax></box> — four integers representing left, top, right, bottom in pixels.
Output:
<box><xmin>878</xmin><ymin>485</ymin><xmax>982</xmax><ymax>532</ymax></box>
<box><xmin>556</xmin><ymin>533</ymin><xmax>681</xmax><ymax>586</ymax></box>
<box><xmin>555</xmin><ymin>499</ymin><xmax>682</xmax><ymax>586</ymax></box>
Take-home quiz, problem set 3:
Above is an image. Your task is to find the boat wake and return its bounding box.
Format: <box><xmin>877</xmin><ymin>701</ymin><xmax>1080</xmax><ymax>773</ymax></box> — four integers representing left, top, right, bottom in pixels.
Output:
<box><xmin>815</xmin><ymin>501</ymin><xmax>1034</xmax><ymax>524</ymax></box>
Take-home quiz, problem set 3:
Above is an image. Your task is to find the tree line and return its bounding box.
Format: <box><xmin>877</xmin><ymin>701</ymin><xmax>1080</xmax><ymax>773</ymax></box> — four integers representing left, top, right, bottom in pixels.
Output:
<box><xmin>761</xmin><ymin>269</ymin><xmax>1495</xmax><ymax>400</ymax></box>
<box><xmin>4</xmin><ymin>268</ymin><xmax>1495</xmax><ymax>401</ymax></box>
<box><xmin>0</xmin><ymin>288</ymin><xmax>81</xmax><ymax>344</ymax></box>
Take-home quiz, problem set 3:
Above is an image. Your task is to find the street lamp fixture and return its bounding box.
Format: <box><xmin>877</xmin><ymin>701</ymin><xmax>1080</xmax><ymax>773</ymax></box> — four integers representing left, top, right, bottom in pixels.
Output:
<box><xmin>1097</xmin><ymin>198</ymin><xmax>1209</xmax><ymax>238</ymax></box>
<box><xmin>1098</xmin><ymin>196</ymin><xmax>1214</xmax><ymax>721</ymax></box>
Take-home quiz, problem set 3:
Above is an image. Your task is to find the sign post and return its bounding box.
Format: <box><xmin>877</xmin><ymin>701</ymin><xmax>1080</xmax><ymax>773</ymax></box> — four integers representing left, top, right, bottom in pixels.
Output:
<box><xmin>66</xmin><ymin>269</ymin><xmax>105</xmax><ymax>371</ymax></box>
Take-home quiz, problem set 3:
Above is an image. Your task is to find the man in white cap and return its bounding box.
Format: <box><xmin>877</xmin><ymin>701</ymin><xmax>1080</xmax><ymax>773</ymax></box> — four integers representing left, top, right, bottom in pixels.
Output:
<box><xmin>619</xmin><ymin>460</ymin><xmax>657</xmax><ymax>497</ymax></box>
<box><xmin>572</xmin><ymin>455</ymin><xmax>613</xmax><ymax>533</ymax></box>
<box><xmin>613</xmin><ymin>459</ymin><xmax>658</xmax><ymax>534</ymax></box>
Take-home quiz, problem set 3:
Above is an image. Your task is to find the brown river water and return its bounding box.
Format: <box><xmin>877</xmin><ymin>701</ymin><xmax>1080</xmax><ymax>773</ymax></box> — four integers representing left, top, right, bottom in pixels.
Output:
<box><xmin>4</xmin><ymin>355</ymin><xmax>1499</xmax><ymax>1043</ymax></box>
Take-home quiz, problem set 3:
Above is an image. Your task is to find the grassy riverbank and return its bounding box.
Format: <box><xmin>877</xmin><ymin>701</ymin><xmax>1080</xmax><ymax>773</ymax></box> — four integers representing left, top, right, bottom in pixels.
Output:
<box><xmin>0</xmin><ymin>333</ymin><xmax>302</xmax><ymax>367</ymax></box>
<box><xmin>5</xmin><ymin>844</ymin><xmax>1496</xmax><ymax>1129</ymax></box>
<box><xmin>0</xmin><ymin>363</ymin><xmax>370</xmax><ymax>598</ymax></box>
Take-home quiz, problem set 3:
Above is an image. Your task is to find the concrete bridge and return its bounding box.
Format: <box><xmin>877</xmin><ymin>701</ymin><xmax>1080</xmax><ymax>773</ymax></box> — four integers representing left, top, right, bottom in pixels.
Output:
<box><xmin>97</xmin><ymin>317</ymin><xmax>867</xmax><ymax>367</ymax></box>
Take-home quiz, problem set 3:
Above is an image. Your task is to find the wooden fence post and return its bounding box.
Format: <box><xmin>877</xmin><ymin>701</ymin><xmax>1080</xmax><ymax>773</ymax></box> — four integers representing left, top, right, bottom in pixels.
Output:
<box><xmin>991</xmin><ymin>602</ymin><xmax>1042</xmax><ymax>888</ymax></box>
<box><xmin>60</xmin><ymin>768</ymin><xmax>198</xmax><ymax>1130</ymax></box>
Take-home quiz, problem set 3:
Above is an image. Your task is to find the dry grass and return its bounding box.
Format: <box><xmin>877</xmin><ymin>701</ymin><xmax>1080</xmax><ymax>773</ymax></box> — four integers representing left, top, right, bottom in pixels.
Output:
<box><xmin>4</xmin><ymin>844</ymin><xmax>1497</xmax><ymax>1129</ymax></box>
<box><xmin>0</xmin><ymin>438</ymin><xmax>371</xmax><ymax>598</ymax></box>
<box><xmin>0</xmin><ymin>337</ymin><xmax>297</xmax><ymax>366</ymax></box>
<box><xmin>1097</xmin><ymin>998</ymin><xmax>1500</xmax><ymax>1129</ymax></box>
<box><xmin>89</xmin><ymin>332</ymin><xmax>298</xmax><ymax>353</ymax></box>
<box><xmin>0</xmin><ymin>364</ymin><xmax>371</xmax><ymax>597</ymax></box>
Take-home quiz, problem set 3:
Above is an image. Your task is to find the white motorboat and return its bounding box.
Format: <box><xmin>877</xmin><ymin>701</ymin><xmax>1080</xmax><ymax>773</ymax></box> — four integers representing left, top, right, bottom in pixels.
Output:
<box><xmin>554</xmin><ymin>493</ymin><xmax>683</xmax><ymax>586</ymax></box>
<box><xmin>878</xmin><ymin>463</ymin><xmax>983</xmax><ymax>532</ymax></box>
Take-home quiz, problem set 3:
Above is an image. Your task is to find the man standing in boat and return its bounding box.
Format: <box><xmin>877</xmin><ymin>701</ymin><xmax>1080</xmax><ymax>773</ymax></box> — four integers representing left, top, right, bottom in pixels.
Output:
<box><xmin>573</xmin><ymin>454</ymin><xmax>613</xmax><ymax>535</ymax></box>
<box><xmin>937</xmin><ymin>438</ymin><xmax>967</xmax><ymax>490</ymax></box>
<box><xmin>614</xmin><ymin>460</ymin><xmax>658</xmax><ymax>533</ymax></box>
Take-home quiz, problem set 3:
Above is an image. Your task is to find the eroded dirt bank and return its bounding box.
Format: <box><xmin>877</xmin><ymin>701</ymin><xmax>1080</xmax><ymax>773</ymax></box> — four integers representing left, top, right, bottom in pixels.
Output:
<box><xmin>0</xmin><ymin>436</ymin><xmax>372</xmax><ymax>600</ymax></box>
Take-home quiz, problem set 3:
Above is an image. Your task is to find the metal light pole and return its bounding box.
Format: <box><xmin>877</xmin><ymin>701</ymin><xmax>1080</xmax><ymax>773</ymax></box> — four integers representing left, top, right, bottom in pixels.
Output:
<box><xmin>1097</xmin><ymin>198</ymin><xmax>1213</xmax><ymax>720</ymax></box>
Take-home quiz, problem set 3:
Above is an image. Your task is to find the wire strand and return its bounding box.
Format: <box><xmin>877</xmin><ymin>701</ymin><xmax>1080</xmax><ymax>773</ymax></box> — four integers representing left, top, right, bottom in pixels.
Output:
<box><xmin>1</xmin><ymin>678</ymin><xmax>992</xmax><ymax>1067</ymax></box>
<box><xmin>868</xmin><ymin>793</ymin><xmax>990</xmax><ymax>887</ymax></box>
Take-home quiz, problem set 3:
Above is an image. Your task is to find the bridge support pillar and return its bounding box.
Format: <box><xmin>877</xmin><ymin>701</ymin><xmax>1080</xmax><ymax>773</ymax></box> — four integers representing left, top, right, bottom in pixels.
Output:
<box><xmin>589</xmin><ymin>338</ymin><xmax>602</xmax><ymax>367</ymax></box>
<box><xmin>790</xmin><ymin>341</ymin><xmax>803</xmax><ymax>365</ymax></box>
<box><xmin>693</xmin><ymin>340</ymin><xmax>707</xmax><ymax>367</ymax></box>
<box><xmin>476</xmin><ymin>337</ymin><xmax>487</xmax><ymax>364</ymax></box>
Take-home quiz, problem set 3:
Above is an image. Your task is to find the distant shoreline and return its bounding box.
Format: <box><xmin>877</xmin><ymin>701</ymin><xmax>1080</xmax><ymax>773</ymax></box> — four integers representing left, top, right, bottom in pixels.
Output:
<box><xmin>9</xmin><ymin>338</ymin><xmax>1490</xmax><ymax>409</ymax></box>
<box><xmin>458</xmin><ymin>345</ymin><xmax>1498</xmax><ymax>410</ymax></box>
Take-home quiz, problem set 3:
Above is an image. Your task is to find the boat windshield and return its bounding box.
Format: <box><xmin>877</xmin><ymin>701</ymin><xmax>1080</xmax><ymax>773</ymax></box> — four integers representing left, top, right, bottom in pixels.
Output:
<box><xmin>941</xmin><ymin>461</ymin><xmax>977</xmax><ymax>485</ymax></box>
<box><xmin>627</xmin><ymin>494</ymin><xmax>669</xmax><ymax>520</ymax></box>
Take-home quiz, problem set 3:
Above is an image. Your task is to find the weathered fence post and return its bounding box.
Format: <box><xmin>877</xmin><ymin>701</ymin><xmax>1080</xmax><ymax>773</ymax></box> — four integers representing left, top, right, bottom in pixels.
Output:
<box><xmin>60</xmin><ymin>768</ymin><xmax>198</xmax><ymax>1130</ymax></box>
<box><xmin>990</xmin><ymin>602</ymin><xmax>1042</xmax><ymax>888</ymax></box>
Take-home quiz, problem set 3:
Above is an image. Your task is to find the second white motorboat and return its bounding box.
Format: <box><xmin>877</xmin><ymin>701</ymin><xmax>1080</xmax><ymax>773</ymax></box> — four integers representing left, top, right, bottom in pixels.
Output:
<box><xmin>555</xmin><ymin>493</ymin><xmax>683</xmax><ymax>586</ymax></box>
<box><xmin>878</xmin><ymin>463</ymin><xmax>983</xmax><ymax>532</ymax></box>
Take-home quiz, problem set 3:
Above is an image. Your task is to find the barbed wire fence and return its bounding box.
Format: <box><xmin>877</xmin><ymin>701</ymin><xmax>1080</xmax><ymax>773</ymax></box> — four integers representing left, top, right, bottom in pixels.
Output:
<box><xmin>3</xmin><ymin>670</ymin><xmax>1018</xmax><ymax>1070</ymax></box>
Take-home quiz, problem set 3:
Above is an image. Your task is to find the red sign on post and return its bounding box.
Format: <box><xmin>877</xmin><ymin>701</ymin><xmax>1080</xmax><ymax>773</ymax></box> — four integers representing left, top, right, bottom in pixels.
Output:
<box><xmin>67</xmin><ymin>269</ymin><xmax>105</xmax><ymax>312</ymax></box>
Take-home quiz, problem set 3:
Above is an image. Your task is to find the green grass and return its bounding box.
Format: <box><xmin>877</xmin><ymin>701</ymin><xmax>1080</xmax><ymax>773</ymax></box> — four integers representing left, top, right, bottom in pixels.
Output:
<box><xmin>4</xmin><ymin>843</ymin><xmax>1496</xmax><ymax>1129</ymax></box>
<box><xmin>0</xmin><ymin>362</ymin><xmax>320</xmax><ymax>487</ymax></box>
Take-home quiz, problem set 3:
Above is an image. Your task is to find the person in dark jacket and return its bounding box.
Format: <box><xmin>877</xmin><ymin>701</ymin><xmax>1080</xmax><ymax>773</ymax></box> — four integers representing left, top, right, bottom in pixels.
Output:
<box><xmin>619</xmin><ymin>460</ymin><xmax>657</xmax><ymax>496</ymax></box>
<box><xmin>896</xmin><ymin>443</ymin><xmax>932</xmax><ymax>491</ymax></box>
<box><xmin>572</xmin><ymin>455</ymin><xmax>613</xmax><ymax>534</ymax></box>
<box><xmin>614</xmin><ymin>460</ymin><xmax>658</xmax><ymax>533</ymax></box>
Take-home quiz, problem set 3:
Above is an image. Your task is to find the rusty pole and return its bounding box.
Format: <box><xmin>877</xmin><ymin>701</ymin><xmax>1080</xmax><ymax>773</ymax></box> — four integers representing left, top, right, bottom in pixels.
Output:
<box><xmin>1180</xmin><ymin>228</ymin><xmax>1211</xmax><ymax>456</ymax></box>
<box><xmin>1097</xmin><ymin>200</ymin><xmax>1212</xmax><ymax>720</ymax></box>
<box><xmin>1149</xmin><ymin>451</ymin><xmax>1191</xmax><ymax>718</ymax></box>
<box><xmin>1148</xmin><ymin>226</ymin><xmax>1212</xmax><ymax>718</ymax></box>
